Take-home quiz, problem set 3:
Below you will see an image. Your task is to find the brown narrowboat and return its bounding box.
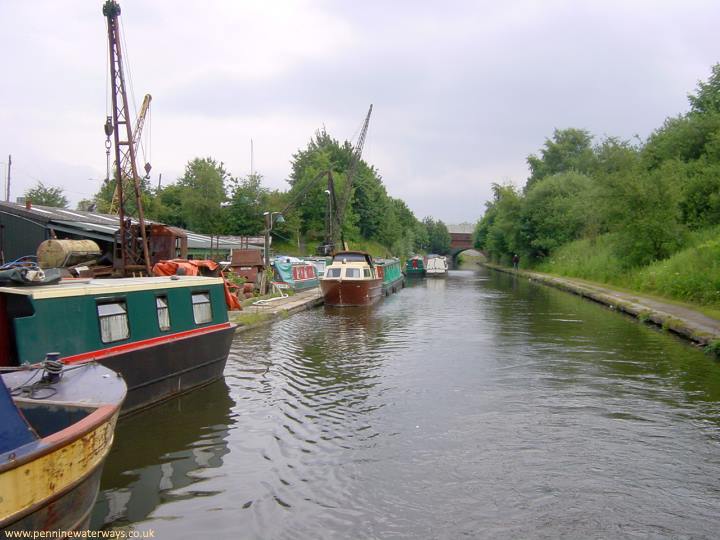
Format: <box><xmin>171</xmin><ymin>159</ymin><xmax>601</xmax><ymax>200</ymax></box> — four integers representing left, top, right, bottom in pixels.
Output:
<box><xmin>319</xmin><ymin>251</ymin><xmax>383</xmax><ymax>307</ymax></box>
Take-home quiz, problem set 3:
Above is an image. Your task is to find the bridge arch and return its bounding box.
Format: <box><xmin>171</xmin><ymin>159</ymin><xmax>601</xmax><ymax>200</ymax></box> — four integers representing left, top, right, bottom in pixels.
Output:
<box><xmin>448</xmin><ymin>230</ymin><xmax>486</xmax><ymax>267</ymax></box>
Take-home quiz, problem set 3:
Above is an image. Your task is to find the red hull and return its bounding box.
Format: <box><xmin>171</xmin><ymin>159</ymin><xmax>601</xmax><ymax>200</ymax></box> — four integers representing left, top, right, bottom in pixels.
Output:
<box><xmin>320</xmin><ymin>278</ymin><xmax>383</xmax><ymax>306</ymax></box>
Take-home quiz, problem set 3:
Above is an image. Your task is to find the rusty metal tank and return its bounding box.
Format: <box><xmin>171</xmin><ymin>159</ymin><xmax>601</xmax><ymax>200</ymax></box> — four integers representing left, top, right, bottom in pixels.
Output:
<box><xmin>36</xmin><ymin>239</ymin><xmax>101</xmax><ymax>268</ymax></box>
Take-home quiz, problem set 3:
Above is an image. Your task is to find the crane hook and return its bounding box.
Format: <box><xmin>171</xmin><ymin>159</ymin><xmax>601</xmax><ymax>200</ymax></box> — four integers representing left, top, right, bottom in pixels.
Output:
<box><xmin>104</xmin><ymin>116</ymin><xmax>114</xmax><ymax>138</ymax></box>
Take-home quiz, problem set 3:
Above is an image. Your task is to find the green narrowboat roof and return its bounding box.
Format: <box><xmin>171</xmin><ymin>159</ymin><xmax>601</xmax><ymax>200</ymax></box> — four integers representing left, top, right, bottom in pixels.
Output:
<box><xmin>0</xmin><ymin>276</ymin><xmax>224</xmax><ymax>300</ymax></box>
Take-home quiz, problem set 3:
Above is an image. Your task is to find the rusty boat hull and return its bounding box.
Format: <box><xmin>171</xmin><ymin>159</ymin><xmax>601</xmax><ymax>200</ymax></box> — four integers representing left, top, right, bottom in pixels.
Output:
<box><xmin>0</xmin><ymin>363</ymin><xmax>126</xmax><ymax>533</ymax></box>
<box><xmin>320</xmin><ymin>278</ymin><xmax>383</xmax><ymax>307</ymax></box>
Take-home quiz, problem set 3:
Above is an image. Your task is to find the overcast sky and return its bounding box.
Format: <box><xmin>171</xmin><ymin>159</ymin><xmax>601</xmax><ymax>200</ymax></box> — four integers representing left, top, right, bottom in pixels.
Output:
<box><xmin>0</xmin><ymin>0</ymin><xmax>718</xmax><ymax>224</ymax></box>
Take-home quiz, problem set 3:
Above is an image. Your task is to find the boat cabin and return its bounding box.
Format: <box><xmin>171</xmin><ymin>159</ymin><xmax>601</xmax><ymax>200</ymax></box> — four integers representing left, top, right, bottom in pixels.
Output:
<box><xmin>0</xmin><ymin>276</ymin><xmax>230</xmax><ymax>367</ymax></box>
<box><xmin>324</xmin><ymin>251</ymin><xmax>377</xmax><ymax>280</ymax></box>
<box><xmin>272</xmin><ymin>257</ymin><xmax>319</xmax><ymax>291</ymax></box>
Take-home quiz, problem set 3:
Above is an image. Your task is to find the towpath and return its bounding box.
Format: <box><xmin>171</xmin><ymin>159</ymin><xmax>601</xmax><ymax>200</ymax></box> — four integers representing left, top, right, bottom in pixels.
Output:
<box><xmin>229</xmin><ymin>287</ymin><xmax>324</xmax><ymax>332</ymax></box>
<box><xmin>485</xmin><ymin>263</ymin><xmax>720</xmax><ymax>347</ymax></box>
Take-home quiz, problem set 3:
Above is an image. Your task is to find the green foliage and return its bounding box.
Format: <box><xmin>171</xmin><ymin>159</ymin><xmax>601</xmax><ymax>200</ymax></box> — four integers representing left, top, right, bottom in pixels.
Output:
<box><xmin>93</xmin><ymin>174</ymin><xmax>153</xmax><ymax>217</ymax></box>
<box><xmin>599</xmin><ymin>162</ymin><xmax>686</xmax><ymax>267</ymax></box>
<box><xmin>629</xmin><ymin>227</ymin><xmax>720</xmax><ymax>305</ymax></box>
<box><xmin>474</xmin><ymin>183</ymin><xmax>524</xmax><ymax>262</ymax></box>
<box><xmin>147</xmin><ymin>157</ymin><xmax>229</xmax><ymax>233</ymax></box>
<box><xmin>521</xmin><ymin>172</ymin><xmax>593</xmax><ymax>258</ymax></box>
<box><xmin>535</xmin><ymin>234</ymin><xmax>627</xmax><ymax>283</ymax></box>
<box><xmin>420</xmin><ymin>217</ymin><xmax>451</xmax><ymax>255</ymax></box>
<box><xmin>689</xmin><ymin>63</ymin><xmax>720</xmax><ymax>115</ymax></box>
<box><xmin>526</xmin><ymin>128</ymin><xmax>596</xmax><ymax>190</ymax></box>
<box><xmin>90</xmin><ymin>131</ymin><xmax>423</xmax><ymax>257</ymax></box>
<box><xmin>676</xmin><ymin>160</ymin><xmax>720</xmax><ymax>229</ymax></box>
<box><xmin>288</xmin><ymin>128</ymin><xmax>421</xmax><ymax>252</ymax></box>
<box><xmin>225</xmin><ymin>173</ymin><xmax>269</xmax><ymax>235</ymax></box>
<box><xmin>642</xmin><ymin>113</ymin><xmax>720</xmax><ymax>168</ymax></box>
<box><xmin>24</xmin><ymin>182</ymin><xmax>68</xmax><ymax>208</ymax></box>
<box><xmin>476</xmin><ymin>63</ymin><xmax>720</xmax><ymax>274</ymax></box>
<box><xmin>705</xmin><ymin>340</ymin><xmax>720</xmax><ymax>357</ymax></box>
<box><xmin>472</xmin><ymin>62</ymin><xmax>720</xmax><ymax>312</ymax></box>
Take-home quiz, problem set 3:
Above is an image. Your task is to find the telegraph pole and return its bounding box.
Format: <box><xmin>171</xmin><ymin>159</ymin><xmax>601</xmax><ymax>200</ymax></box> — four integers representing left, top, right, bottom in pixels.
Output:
<box><xmin>6</xmin><ymin>154</ymin><xmax>11</xmax><ymax>202</ymax></box>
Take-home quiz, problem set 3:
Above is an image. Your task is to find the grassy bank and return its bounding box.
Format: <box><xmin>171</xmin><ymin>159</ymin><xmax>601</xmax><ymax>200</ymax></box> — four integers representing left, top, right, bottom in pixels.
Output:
<box><xmin>534</xmin><ymin>226</ymin><xmax>720</xmax><ymax>314</ymax></box>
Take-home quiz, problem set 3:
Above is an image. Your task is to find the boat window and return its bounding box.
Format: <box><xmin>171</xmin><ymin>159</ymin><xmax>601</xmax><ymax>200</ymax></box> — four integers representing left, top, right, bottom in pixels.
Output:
<box><xmin>345</xmin><ymin>268</ymin><xmax>361</xmax><ymax>278</ymax></box>
<box><xmin>363</xmin><ymin>268</ymin><xmax>372</xmax><ymax>278</ymax></box>
<box><xmin>326</xmin><ymin>267</ymin><xmax>341</xmax><ymax>278</ymax></box>
<box><xmin>192</xmin><ymin>292</ymin><xmax>212</xmax><ymax>324</ymax></box>
<box><xmin>97</xmin><ymin>301</ymin><xmax>129</xmax><ymax>343</ymax></box>
<box><xmin>332</xmin><ymin>252</ymin><xmax>367</xmax><ymax>263</ymax></box>
<box><xmin>156</xmin><ymin>296</ymin><xmax>171</xmax><ymax>331</ymax></box>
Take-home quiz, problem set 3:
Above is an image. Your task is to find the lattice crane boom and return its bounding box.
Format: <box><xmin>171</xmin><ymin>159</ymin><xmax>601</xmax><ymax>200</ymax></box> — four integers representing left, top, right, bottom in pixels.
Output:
<box><xmin>103</xmin><ymin>0</ymin><xmax>151</xmax><ymax>275</ymax></box>
<box><xmin>333</xmin><ymin>104</ymin><xmax>373</xmax><ymax>250</ymax></box>
<box><xmin>109</xmin><ymin>93</ymin><xmax>152</xmax><ymax>215</ymax></box>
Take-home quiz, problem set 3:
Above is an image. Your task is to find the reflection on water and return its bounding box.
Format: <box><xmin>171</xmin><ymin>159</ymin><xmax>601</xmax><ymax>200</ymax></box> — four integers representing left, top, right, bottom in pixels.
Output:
<box><xmin>93</xmin><ymin>268</ymin><xmax>720</xmax><ymax>538</ymax></box>
<box><xmin>91</xmin><ymin>380</ymin><xmax>234</xmax><ymax>530</ymax></box>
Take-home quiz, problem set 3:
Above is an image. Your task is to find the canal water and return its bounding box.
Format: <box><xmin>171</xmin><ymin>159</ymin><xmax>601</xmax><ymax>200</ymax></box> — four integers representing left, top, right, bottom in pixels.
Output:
<box><xmin>91</xmin><ymin>268</ymin><xmax>720</xmax><ymax>539</ymax></box>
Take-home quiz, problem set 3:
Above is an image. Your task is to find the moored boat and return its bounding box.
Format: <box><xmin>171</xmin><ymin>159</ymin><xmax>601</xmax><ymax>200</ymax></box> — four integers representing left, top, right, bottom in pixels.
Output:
<box><xmin>303</xmin><ymin>256</ymin><xmax>331</xmax><ymax>278</ymax></box>
<box><xmin>272</xmin><ymin>257</ymin><xmax>319</xmax><ymax>291</ymax></box>
<box><xmin>319</xmin><ymin>251</ymin><xmax>382</xmax><ymax>307</ymax></box>
<box><xmin>426</xmin><ymin>255</ymin><xmax>449</xmax><ymax>277</ymax></box>
<box><xmin>0</xmin><ymin>361</ymin><xmax>126</xmax><ymax>532</ymax></box>
<box><xmin>405</xmin><ymin>255</ymin><xmax>426</xmax><ymax>278</ymax></box>
<box><xmin>0</xmin><ymin>275</ymin><xmax>236</xmax><ymax>414</ymax></box>
<box><xmin>375</xmin><ymin>258</ymin><xmax>405</xmax><ymax>296</ymax></box>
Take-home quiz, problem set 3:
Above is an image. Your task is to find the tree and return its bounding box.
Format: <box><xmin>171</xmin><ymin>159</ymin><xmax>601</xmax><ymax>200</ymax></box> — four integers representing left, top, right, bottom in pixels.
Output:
<box><xmin>597</xmin><ymin>162</ymin><xmax>685</xmax><ymax>267</ymax></box>
<box><xmin>143</xmin><ymin>157</ymin><xmax>232</xmax><ymax>233</ymax></box>
<box><xmin>521</xmin><ymin>172</ymin><xmax>593</xmax><ymax>259</ymax></box>
<box><xmin>288</xmin><ymin>128</ymin><xmax>419</xmax><ymax>251</ymax></box>
<box><xmin>526</xmin><ymin>128</ymin><xmax>595</xmax><ymax>190</ymax></box>
<box><xmin>474</xmin><ymin>183</ymin><xmax>524</xmax><ymax>263</ymax></box>
<box><xmin>24</xmin><ymin>182</ymin><xmax>68</xmax><ymax>208</ymax></box>
<box><xmin>225</xmin><ymin>173</ymin><xmax>269</xmax><ymax>236</ymax></box>
<box><xmin>642</xmin><ymin>114</ymin><xmax>720</xmax><ymax>168</ymax></box>
<box><xmin>92</xmin><ymin>174</ymin><xmax>154</xmax><ymax>216</ymax></box>
<box><xmin>688</xmin><ymin>63</ymin><xmax>720</xmax><ymax>115</ymax></box>
<box><xmin>421</xmin><ymin>217</ymin><xmax>451</xmax><ymax>255</ymax></box>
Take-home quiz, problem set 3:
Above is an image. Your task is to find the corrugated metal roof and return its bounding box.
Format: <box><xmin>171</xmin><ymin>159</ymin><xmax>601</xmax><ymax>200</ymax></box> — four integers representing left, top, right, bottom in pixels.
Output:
<box><xmin>0</xmin><ymin>202</ymin><xmax>264</xmax><ymax>250</ymax></box>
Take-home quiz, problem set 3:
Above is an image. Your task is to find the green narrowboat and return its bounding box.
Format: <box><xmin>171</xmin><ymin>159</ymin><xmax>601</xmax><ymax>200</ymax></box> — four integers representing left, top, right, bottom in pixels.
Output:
<box><xmin>375</xmin><ymin>258</ymin><xmax>405</xmax><ymax>296</ymax></box>
<box><xmin>405</xmin><ymin>255</ymin><xmax>426</xmax><ymax>277</ymax></box>
<box><xmin>272</xmin><ymin>258</ymin><xmax>319</xmax><ymax>291</ymax></box>
<box><xmin>0</xmin><ymin>276</ymin><xmax>236</xmax><ymax>414</ymax></box>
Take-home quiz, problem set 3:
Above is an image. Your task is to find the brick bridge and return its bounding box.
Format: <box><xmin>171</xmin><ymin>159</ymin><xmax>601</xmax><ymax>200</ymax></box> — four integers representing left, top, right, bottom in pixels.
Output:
<box><xmin>447</xmin><ymin>224</ymin><xmax>485</xmax><ymax>264</ymax></box>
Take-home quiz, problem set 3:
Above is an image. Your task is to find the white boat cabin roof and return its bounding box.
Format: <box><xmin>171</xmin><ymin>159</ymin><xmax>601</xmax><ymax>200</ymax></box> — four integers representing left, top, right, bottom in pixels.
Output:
<box><xmin>329</xmin><ymin>251</ymin><xmax>374</xmax><ymax>266</ymax></box>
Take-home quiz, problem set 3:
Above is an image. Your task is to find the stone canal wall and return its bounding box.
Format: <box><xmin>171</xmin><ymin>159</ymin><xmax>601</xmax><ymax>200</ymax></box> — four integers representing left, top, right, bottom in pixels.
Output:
<box><xmin>484</xmin><ymin>263</ymin><xmax>720</xmax><ymax>348</ymax></box>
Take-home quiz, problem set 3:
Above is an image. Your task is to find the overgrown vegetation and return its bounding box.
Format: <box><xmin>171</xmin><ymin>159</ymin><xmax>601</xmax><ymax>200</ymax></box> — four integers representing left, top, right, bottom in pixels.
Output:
<box><xmin>86</xmin><ymin>129</ymin><xmax>449</xmax><ymax>258</ymax></box>
<box><xmin>474</xmin><ymin>63</ymin><xmax>720</xmax><ymax>308</ymax></box>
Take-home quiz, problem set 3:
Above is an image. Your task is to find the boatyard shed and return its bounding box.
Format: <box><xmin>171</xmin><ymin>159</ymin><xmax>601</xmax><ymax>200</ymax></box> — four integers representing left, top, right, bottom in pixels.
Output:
<box><xmin>0</xmin><ymin>201</ymin><xmax>263</xmax><ymax>264</ymax></box>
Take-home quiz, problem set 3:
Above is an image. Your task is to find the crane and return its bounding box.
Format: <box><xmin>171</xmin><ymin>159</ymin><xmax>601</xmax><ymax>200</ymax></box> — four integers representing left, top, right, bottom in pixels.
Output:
<box><xmin>259</xmin><ymin>105</ymin><xmax>373</xmax><ymax>259</ymax></box>
<box><xmin>317</xmin><ymin>104</ymin><xmax>373</xmax><ymax>255</ymax></box>
<box><xmin>103</xmin><ymin>0</ymin><xmax>152</xmax><ymax>275</ymax></box>
<box><xmin>109</xmin><ymin>93</ymin><xmax>152</xmax><ymax>215</ymax></box>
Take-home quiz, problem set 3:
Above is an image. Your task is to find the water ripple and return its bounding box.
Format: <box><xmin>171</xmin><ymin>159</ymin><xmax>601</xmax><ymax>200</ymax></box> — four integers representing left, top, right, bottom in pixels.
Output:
<box><xmin>93</xmin><ymin>269</ymin><xmax>720</xmax><ymax>539</ymax></box>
